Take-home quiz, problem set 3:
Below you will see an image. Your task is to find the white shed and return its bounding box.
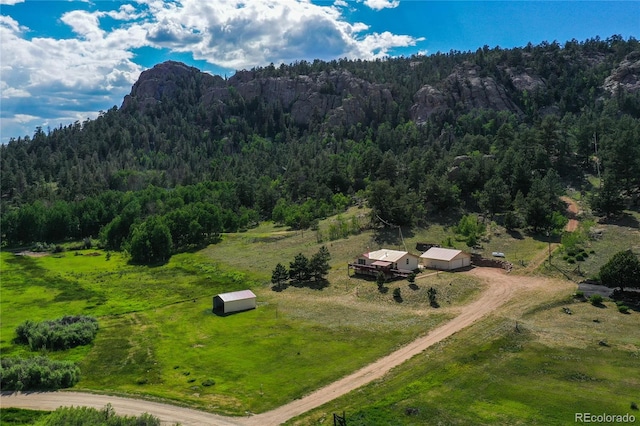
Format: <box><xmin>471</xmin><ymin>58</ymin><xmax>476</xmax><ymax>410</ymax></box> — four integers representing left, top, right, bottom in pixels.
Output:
<box><xmin>213</xmin><ymin>289</ymin><xmax>256</xmax><ymax>314</ymax></box>
<box><xmin>420</xmin><ymin>248</ymin><xmax>471</xmax><ymax>271</ymax></box>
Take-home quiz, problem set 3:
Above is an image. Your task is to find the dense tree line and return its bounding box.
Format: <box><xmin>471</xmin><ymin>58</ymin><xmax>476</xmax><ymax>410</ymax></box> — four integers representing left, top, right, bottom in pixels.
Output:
<box><xmin>0</xmin><ymin>356</ymin><xmax>80</xmax><ymax>390</ymax></box>
<box><xmin>1</xmin><ymin>37</ymin><xmax>639</xmax><ymax>261</ymax></box>
<box><xmin>15</xmin><ymin>316</ymin><xmax>98</xmax><ymax>351</ymax></box>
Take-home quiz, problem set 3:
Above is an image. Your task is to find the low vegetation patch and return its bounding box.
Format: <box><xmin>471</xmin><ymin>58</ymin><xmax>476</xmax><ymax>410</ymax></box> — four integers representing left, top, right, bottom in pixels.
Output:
<box><xmin>0</xmin><ymin>356</ymin><xmax>80</xmax><ymax>390</ymax></box>
<box><xmin>0</xmin><ymin>408</ymin><xmax>51</xmax><ymax>425</ymax></box>
<box><xmin>33</xmin><ymin>404</ymin><xmax>172</xmax><ymax>426</ymax></box>
<box><xmin>15</xmin><ymin>316</ymin><xmax>98</xmax><ymax>351</ymax></box>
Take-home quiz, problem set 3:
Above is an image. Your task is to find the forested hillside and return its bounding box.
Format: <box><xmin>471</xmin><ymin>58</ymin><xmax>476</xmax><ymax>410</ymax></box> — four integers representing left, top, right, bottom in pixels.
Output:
<box><xmin>2</xmin><ymin>36</ymin><xmax>639</xmax><ymax>262</ymax></box>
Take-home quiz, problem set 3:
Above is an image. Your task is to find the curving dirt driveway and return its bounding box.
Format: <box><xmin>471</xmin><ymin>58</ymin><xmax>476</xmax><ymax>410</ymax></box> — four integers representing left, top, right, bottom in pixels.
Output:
<box><xmin>0</xmin><ymin>268</ymin><xmax>545</xmax><ymax>426</ymax></box>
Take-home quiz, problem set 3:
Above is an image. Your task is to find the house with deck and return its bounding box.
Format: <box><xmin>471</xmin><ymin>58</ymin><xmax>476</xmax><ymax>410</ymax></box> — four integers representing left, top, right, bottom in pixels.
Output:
<box><xmin>349</xmin><ymin>249</ymin><xmax>419</xmax><ymax>278</ymax></box>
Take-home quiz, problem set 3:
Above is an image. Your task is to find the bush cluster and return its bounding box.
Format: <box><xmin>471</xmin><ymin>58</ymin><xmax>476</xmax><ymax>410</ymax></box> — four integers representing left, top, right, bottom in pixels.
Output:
<box><xmin>0</xmin><ymin>356</ymin><xmax>80</xmax><ymax>390</ymax></box>
<box><xmin>15</xmin><ymin>315</ymin><xmax>99</xmax><ymax>351</ymax></box>
<box><xmin>36</xmin><ymin>404</ymin><xmax>166</xmax><ymax>426</ymax></box>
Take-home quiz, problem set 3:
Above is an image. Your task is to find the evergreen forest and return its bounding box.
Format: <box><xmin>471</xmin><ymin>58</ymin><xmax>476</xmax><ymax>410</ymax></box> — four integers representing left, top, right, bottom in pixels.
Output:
<box><xmin>1</xmin><ymin>36</ymin><xmax>639</xmax><ymax>264</ymax></box>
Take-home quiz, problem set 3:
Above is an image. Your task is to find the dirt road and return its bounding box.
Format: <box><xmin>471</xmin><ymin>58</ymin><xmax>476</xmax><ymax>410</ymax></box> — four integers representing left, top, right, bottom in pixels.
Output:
<box><xmin>561</xmin><ymin>196</ymin><xmax>579</xmax><ymax>232</ymax></box>
<box><xmin>0</xmin><ymin>268</ymin><xmax>547</xmax><ymax>426</ymax></box>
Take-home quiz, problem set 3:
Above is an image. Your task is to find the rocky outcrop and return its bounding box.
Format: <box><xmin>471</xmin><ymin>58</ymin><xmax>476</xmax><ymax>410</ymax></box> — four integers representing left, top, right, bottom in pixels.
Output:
<box><xmin>121</xmin><ymin>61</ymin><xmax>224</xmax><ymax>110</ymax></box>
<box><xmin>123</xmin><ymin>61</ymin><xmax>393</xmax><ymax>128</ymax></box>
<box><xmin>505</xmin><ymin>67</ymin><xmax>546</xmax><ymax>92</ymax></box>
<box><xmin>410</xmin><ymin>62</ymin><xmax>523</xmax><ymax>123</ymax></box>
<box><xmin>603</xmin><ymin>51</ymin><xmax>640</xmax><ymax>94</ymax></box>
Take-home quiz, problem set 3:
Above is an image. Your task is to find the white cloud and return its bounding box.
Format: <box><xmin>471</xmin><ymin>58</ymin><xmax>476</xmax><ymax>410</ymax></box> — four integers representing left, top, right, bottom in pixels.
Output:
<box><xmin>0</xmin><ymin>8</ymin><xmax>146</xmax><ymax>141</ymax></box>
<box><xmin>137</xmin><ymin>0</ymin><xmax>420</xmax><ymax>69</ymax></box>
<box><xmin>61</xmin><ymin>10</ymin><xmax>105</xmax><ymax>41</ymax></box>
<box><xmin>0</xmin><ymin>14</ymin><xmax>26</xmax><ymax>33</ymax></box>
<box><xmin>103</xmin><ymin>4</ymin><xmax>147</xmax><ymax>21</ymax></box>
<box><xmin>12</xmin><ymin>113</ymin><xmax>38</xmax><ymax>123</ymax></box>
<box><xmin>363</xmin><ymin>0</ymin><xmax>400</xmax><ymax>11</ymax></box>
<box><xmin>0</xmin><ymin>0</ymin><xmax>24</xmax><ymax>5</ymax></box>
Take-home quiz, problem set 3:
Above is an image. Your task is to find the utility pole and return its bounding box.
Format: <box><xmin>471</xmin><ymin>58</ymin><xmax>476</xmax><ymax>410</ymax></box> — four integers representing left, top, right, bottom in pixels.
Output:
<box><xmin>547</xmin><ymin>229</ymin><xmax>551</xmax><ymax>266</ymax></box>
<box><xmin>594</xmin><ymin>132</ymin><xmax>602</xmax><ymax>189</ymax></box>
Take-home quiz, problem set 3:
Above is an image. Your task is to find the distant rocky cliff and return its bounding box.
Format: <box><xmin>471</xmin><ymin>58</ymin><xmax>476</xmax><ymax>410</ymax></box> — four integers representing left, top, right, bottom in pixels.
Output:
<box><xmin>122</xmin><ymin>48</ymin><xmax>640</xmax><ymax>128</ymax></box>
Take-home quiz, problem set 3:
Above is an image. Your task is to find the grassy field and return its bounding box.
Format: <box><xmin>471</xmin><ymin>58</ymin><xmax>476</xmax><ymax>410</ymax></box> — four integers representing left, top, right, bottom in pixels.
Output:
<box><xmin>2</xmin><ymin>204</ymin><xmax>638</xmax><ymax>421</ymax></box>
<box><xmin>549</xmin><ymin>210</ymin><xmax>640</xmax><ymax>280</ymax></box>
<box><xmin>1</xmin><ymin>216</ymin><xmax>470</xmax><ymax>415</ymax></box>
<box><xmin>288</xmin><ymin>293</ymin><xmax>640</xmax><ymax>425</ymax></box>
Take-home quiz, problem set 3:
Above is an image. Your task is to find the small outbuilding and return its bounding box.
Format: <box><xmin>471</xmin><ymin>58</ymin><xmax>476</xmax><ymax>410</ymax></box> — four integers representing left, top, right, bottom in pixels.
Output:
<box><xmin>420</xmin><ymin>247</ymin><xmax>471</xmax><ymax>271</ymax></box>
<box><xmin>213</xmin><ymin>289</ymin><xmax>256</xmax><ymax>314</ymax></box>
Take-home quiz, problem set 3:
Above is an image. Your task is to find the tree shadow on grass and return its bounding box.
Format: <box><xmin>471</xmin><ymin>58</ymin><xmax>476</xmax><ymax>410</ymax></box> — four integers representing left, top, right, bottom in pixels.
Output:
<box><xmin>612</xmin><ymin>289</ymin><xmax>640</xmax><ymax>313</ymax></box>
<box><xmin>290</xmin><ymin>279</ymin><xmax>329</xmax><ymax>290</ymax></box>
<box><xmin>598</xmin><ymin>213</ymin><xmax>640</xmax><ymax>229</ymax></box>
<box><xmin>507</xmin><ymin>229</ymin><xmax>524</xmax><ymax>240</ymax></box>
<box><xmin>270</xmin><ymin>284</ymin><xmax>289</xmax><ymax>292</ymax></box>
<box><xmin>377</xmin><ymin>285</ymin><xmax>389</xmax><ymax>294</ymax></box>
<box><xmin>373</xmin><ymin>226</ymin><xmax>415</xmax><ymax>246</ymax></box>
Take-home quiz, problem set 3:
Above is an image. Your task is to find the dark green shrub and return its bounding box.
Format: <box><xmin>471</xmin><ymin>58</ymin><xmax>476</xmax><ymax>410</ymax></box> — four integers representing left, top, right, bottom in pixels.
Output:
<box><xmin>0</xmin><ymin>356</ymin><xmax>80</xmax><ymax>390</ymax></box>
<box><xmin>15</xmin><ymin>316</ymin><xmax>99</xmax><ymax>351</ymax></box>
<box><xmin>589</xmin><ymin>294</ymin><xmax>604</xmax><ymax>305</ymax></box>
<box><xmin>202</xmin><ymin>379</ymin><xmax>216</xmax><ymax>386</ymax></box>
<box><xmin>618</xmin><ymin>305</ymin><xmax>630</xmax><ymax>314</ymax></box>
<box><xmin>567</xmin><ymin>257</ymin><xmax>576</xmax><ymax>264</ymax></box>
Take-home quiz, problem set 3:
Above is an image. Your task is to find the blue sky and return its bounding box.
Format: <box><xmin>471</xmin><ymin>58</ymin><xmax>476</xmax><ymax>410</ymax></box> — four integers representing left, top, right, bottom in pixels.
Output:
<box><xmin>1</xmin><ymin>1</ymin><xmax>638</xmax><ymax>143</ymax></box>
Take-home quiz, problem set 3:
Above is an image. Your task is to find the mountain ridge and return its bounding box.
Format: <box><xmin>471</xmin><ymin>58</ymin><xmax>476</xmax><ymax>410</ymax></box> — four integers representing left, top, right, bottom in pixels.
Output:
<box><xmin>1</xmin><ymin>36</ymin><xmax>639</xmax><ymax>250</ymax></box>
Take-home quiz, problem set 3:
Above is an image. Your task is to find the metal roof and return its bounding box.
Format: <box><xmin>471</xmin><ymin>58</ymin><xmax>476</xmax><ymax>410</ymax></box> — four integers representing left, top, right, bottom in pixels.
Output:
<box><xmin>366</xmin><ymin>249</ymin><xmax>416</xmax><ymax>263</ymax></box>
<box><xmin>216</xmin><ymin>289</ymin><xmax>256</xmax><ymax>302</ymax></box>
<box><xmin>420</xmin><ymin>247</ymin><xmax>468</xmax><ymax>261</ymax></box>
<box><xmin>371</xmin><ymin>260</ymin><xmax>393</xmax><ymax>267</ymax></box>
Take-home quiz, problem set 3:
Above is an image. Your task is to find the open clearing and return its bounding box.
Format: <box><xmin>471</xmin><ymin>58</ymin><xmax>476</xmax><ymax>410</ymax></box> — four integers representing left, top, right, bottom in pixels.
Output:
<box><xmin>0</xmin><ymin>268</ymin><xmax>572</xmax><ymax>425</ymax></box>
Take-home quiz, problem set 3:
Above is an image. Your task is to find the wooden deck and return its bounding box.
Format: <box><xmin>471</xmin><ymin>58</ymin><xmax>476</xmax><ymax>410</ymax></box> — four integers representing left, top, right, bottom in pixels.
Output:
<box><xmin>347</xmin><ymin>263</ymin><xmax>414</xmax><ymax>278</ymax></box>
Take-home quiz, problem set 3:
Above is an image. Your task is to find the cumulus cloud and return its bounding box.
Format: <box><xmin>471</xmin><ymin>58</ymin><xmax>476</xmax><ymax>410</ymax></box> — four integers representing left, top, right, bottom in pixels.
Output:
<box><xmin>138</xmin><ymin>0</ymin><xmax>421</xmax><ymax>69</ymax></box>
<box><xmin>363</xmin><ymin>0</ymin><xmax>400</xmax><ymax>11</ymax></box>
<box><xmin>0</xmin><ymin>8</ymin><xmax>146</xmax><ymax>140</ymax></box>
<box><xmin>0</xmin><ymin>0</ymin><xmax>25</xmax><ymax>5</ymax></box>
<box><xmin>0</xmin><ymin>0</ymin><xmax>424</xmax><ymax>141</ymax></box>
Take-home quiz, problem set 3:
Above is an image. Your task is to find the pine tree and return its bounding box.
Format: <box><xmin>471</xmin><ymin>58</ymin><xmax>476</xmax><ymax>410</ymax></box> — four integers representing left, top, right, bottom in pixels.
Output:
<box><xmin>289</xmin><ymin>253</ymin><xmax>310</xmax><ymax>282</ymax></box>
<box><xmin>310</xmin><ymin>246</ymin><xmax>331</xmax><ymax>281</ymax></box>
<box><xmin>271</xmin><ymin>263</ymin><xmax>289</xmax><ymax>289</ymax></box>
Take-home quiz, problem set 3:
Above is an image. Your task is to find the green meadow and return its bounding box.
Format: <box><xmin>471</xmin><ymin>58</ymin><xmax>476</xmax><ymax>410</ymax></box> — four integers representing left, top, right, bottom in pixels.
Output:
<box><xmin>0</xmin><ymin>233</ymin><xmax>457</xmax><ymax>415</ymax></box>
<box><xmin>289</xmin><ymin>297</ymin><xmax>640</xmax><ymax>425</ymax></box>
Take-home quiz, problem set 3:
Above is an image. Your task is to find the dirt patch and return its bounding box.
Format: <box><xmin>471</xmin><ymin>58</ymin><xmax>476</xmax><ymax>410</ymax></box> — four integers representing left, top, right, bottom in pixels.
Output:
<box><xmin>15</xmin><ymin>251</ymin><xmax>49</xmax><ymax>258</ymax></box>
